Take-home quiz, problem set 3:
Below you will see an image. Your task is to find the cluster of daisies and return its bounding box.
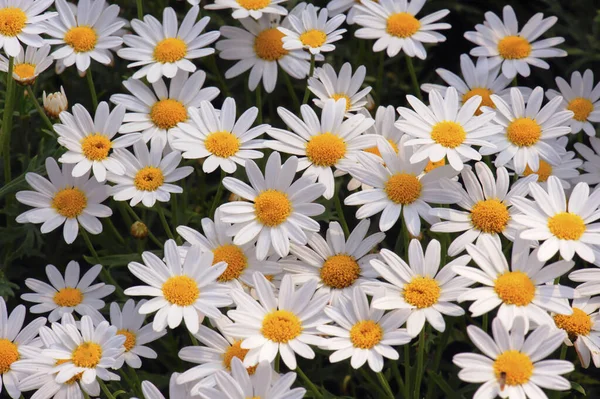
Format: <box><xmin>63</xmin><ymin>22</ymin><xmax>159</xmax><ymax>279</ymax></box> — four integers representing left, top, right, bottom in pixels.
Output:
<box><xmin>2</xmin><ymin>0</ymin><xmax>600</xmax><ymax>398</ymax></box>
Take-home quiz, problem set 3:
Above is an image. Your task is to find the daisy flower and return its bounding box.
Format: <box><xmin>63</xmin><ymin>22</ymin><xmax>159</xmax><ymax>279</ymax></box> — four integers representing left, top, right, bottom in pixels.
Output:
<box><xmin>511</xmin><ymin>176</ymin><xmax>600</xmax><ymax>262</ymax></box>
<box><xmin>318</xmin><ymin>286</ymin><xmax>412</xmax><ymax>372</ymax></box>
<box><xmin>266</xmin><ymin>99</ymin><xmax>375</xmax><ymax>199</ymax></box>
<box><xmin>455</xmin><ymin>235</ymin><xmax>575</xmax><ymax>331</ymax></box>
<box><xmin>0</xmin><ymin>298</ymin><xmax>46</xmax><ymax>399</ymax></box>
<box><xmin>353</xmin><ymin>0</ymin><xmax>450</xmax><ymax>59</ymax></box>
<box><xmin>223</xmin><ymin>273</ymin><xmax>329</xmax><ymax>369</ymax></box>
<box><xmin>171</xmin><ymin>97</ymin><xmax>268</xmax><ymax>174</ymax></box>
<box><xmin>281</xmin><ymin>219</ymin><xmax>385</xmax><ymax>303</ymax></box>
<box><xmin>395</xmin><ymin>87</ymin><xmax>501</xmax><ymax>171</ymax></box>
<box><xmin>370</xmin><ymin>239</ymin><xmax>472</xmax><ymax>337</ymax></box>
<box><xmin>327</xmin><ymin>0</ymin><xmax>363</xmax><ymax>24</ymax></box>
<box><xmin>43</xmin><ymin>86</ymin><xmax>68</xmax><ymax>118</ymax></box>
<box><xmin>344</xmin><ymin>136</ymin><xmax>461</xmax><ymax>234</ymax></box>
<box><xmin>482</xmin><ymin>87</ymin><xmax>573</xmax><ymax>174</ymax></box>
<box><xmin>430</xmin><ymin>162</ymin><xmax>535</xmax><ymax>256</ymax></box>
<box><xmin>575</xmin><ymin>137</ymin><xmax>600</xmax><ymax>186</ymax></box>
<box><xmin>54</xmin><ymin>102</ymin><xmax>142</xmax><ymax>182</ymax></box>
<box><xmin>546</xmin><ymin>69</ymin><xmax>600</xmax><ymax>136</ymax></box>
<box><xmin>118</xmin><ymin>6</ymin><xmax>219</xmax><ymax>83</ymax></box>
<box><xmin>279</xmin><ymin>4</ymin><xmax>346</xmax><ymax>55</ymax></box>
<box><xmin>0</xmin><ymin>44</ymin><xmax>52</xmax><ymax>85</ymax></box>
<box><xmin>219</xmin><ymin>152</ymin><xmax>326</xmax><ymax>260</ymax></box>
<box><xmin>464</xmin><ymin>5</ymin><xmax>567</xmax><ymax>79</ymax></box>
<box><xmin>453</xmin><ymin>316</ymin><xmax>573</xmax><ymax>398</ymax></box>
<box><xmin>45</xmin><ymin>0</ymin><xmax>124</xmax><ymax>72</ymax></box>
<box><xmin>21</xmin><ymin>261</ymin><xmax>114</xmax><ymax>324</ymax></box>
<box><xmin>110</xmin><ymin>70</ymin><xmax>219</xmax><ymax>149</ymax></box>
<box><xmin>124</xmin><ymin>240</ymin><xmax>233</xmax><ymax>334</ymax></box>
<box><xmin>570</xmin><ymin>268</ymin><xmax>600</xmax><ymax>297</ymax></box>
<box><xmin>205</xmin><ymin>0</ymin><xmax>288</xmax><ymax>20</ymax></box>
<box><xmin>107</xmin><ymin>140</ymin><xmax>193</xmax><ymax>208</ymax></box>
<box><xmin>0</xmin><ymin>0</ymin><xmax>56</xmax><ymax>57</ymax></box>
<box><xmin>15</xmin><ymin>157</ymin><xmax>112</xmax><ymax>244</ymax></box>
<box><xmin>135</xmin><ymin>373</ymin><xmax>195</xmax><ymax>399</ymax></box>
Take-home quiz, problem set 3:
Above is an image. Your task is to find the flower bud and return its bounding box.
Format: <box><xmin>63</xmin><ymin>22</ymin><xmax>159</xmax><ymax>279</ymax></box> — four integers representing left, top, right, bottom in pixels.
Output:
<box><xmin>130</xmin><ymin>221</ymin><xmax>148</xmax><ymax>239</ymax></box>
<box><xmin>43</xmin><ymin>87</ymin><xmax>68</xmax><ymax>118</ymax></box>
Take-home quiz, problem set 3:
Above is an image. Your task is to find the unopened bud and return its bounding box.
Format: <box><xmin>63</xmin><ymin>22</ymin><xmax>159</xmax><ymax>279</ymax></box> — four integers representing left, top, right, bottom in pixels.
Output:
<box><xmin>43</xmin><ymin>87</ymin><xmax>68</xmax><ymax>118</ymax></box>
<box><xmin>365</xmin><ymin>93</ymin><xmax>376</xmax><ymax>111</ymax></box>
<box><xmin>130</xmin><ymin>221</ymin><xmax>148</xmax><ymax>239</ymax></box>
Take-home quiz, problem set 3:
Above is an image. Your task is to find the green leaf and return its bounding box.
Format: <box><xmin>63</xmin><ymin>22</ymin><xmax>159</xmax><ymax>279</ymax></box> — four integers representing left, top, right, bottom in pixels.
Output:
<box><xmin>572</xmin><ymin>381</ymin><xmax>587</xmax><ymax>396</ymax></box>
<box><xmin>83</xmin><ymin>253</ymin><xmax>150</xmax><ymax>268</ymax></box>
<box><xmin>427</xmin><ymin>371</ymin><xmax>462</xmax><ymax>399</ymax></box>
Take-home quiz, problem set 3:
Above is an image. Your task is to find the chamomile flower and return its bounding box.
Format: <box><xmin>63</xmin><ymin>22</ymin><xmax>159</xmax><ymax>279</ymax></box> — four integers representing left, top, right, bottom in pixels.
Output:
<box><xmin>281</xmin><ymin>219</ymin><xmax>385</xmax><ymax>303</ymax></box>
<box><xmin>0</xmin><ymin>44</ymin><xmax>52</xmax><ymax>85</ymax></box>
<box><xmin>318</xmin><ymin>286</ymin><xmax>412</xmax><ymax>372</ymax></box>
<box><xmin>0</xmin><ymin>0</ymin><xmax>56</xmax><ymax>57</ymax></box>
<box><xmin>15</xmin><ymin>157</ymin><xmax>112</xmax><ymax>244</ymax></box>
<box><xmin>21</xmin><ymin>261</ymin><xmax>114</xmax><ymax>324</ymax></box>
<box><xmin>353</xmin><ymin>0</ymin><xmax>450</xmax><ymax>59</ymax></box>
<box><xmin>110</xmin><ymin>70</ymin><xmax>219</xmax><ymax>149</ymax></box>
<box><xmin>54</xmin><ymin>102</ymin><xmax>142</xmax><ymax>182</ymax></box>
<box><xmin>395</xmin><ymin>87</ymin><xmax>501</xmax><ymax>171</ymax></box>
<box><xmin>464</xmin><ymin>5</ymin><xmax>567</xmax><ymax>79</ymax></box>
<box><xmin>482</xmin><ymin>87</ymin><xmax>573</xmax><ymax>174</ymax></box>
<box><xmin>124</xmin><ymin>240</ymin><xmax>233</xmax><ymax>334</ymax></box>
<box><xmin>205</xmin><ymin>0</ymin><xmax>288</xmax><ymax>20</ymax></box>
<box><xmin>327</xmin><ymin>0</ymin><xmax>363</xmax><ymax>24</ymax></box>
<box><xmin>546</xmin><ymin>69</ymin><xmax>600</xmax><ymax>136</ymax></box>
<box><xmin>453</xmin><ymin>317</ymin><xmax>573</xmax><ymax>398</ymax></box>
<box><xmin>171</xmin><ymin>97</ymin><xmax>268</xmax><ymax>174</ymax></box>
<box><xmin>511</xmin><ymin>176</ymin><xmax>600</xmax><ymax>262</ymax></box>
<box><xmin>45</xmin><ymin>0</ymin><xmax>124</xmax><ymax>72</ymax></box>
<box><xmin>219</xmin><ymin>152</ymin><xmax>326</xmax><ymax>260</ymax></box>
<box><xmin>455</xmin><ymin>235</ymin><xmax>575</xmax><ymax>332</ymax></box>
<box><xmin>344</xmin><ymin>137</ymin><xmax>461</xmax><ymax>234</ymax></box>
<box><xmin>430</xmin><ymin>162</ymin><xmax>535</xmax><ymax>256</ymax></box>
<box><xmin>570</xmin><ymin>268</ymin><xmax>600</xmax><ymax>297</ymax></box>
<box><xmin>278</xmin><ymin>4</ymin><xmax>346</xmax><ymax>55</ymax></box>
<box><xmin>266</xmin><ymin>99</ymin><xmax>375</xmax><ymax>199</ymax></box>
<box><xmin>575</xmin><ymin>137</ymin><xmax>600</xmax><ymax>186</ymax></box>
<box><xmin>107</xmin><ymin>140</ymin><xmax>193</xmax><ymax>208</ymax></box>
<box><xmin>135</xmin><ymin>373</ymin><xmax>195</xmax><ymax>399</ymax></box>
<box><xmin>370</xmin><ymin>239</ymin><xmax>472</xmax><ymax>337</ymax></box>
<box><xmin>118</xmin><ymin>6</ymin><xmax>219</xmax><ymax>83</ymax></box>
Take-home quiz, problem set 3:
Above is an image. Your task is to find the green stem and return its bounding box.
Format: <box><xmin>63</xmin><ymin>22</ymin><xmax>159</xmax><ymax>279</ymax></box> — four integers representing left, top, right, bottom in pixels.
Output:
<box><xmin>376</xmin><ymin>51</ymin><xmax>385</xmax><ymax>104</ymax></box>
<box><xmin>123</xmin><ymin>203</ymin><xmax>163</xmax><ymax>247</ymax></box>
<box><xmin>156</xmin><ymin>205</ymin><xmax>175</xmax><ymax>240</ymax></box>
<box><xmin>105</xmin><ymin>217</ymin><xmax>125</xmax><ymax>245</ymax></box>
<box><xmin>359</xmin><ymin>369</ymin><xmax>389</xmax><ymax>398</ymax></box>
<box><xmin>482</xmin><ymin>313</ymin><xmax>489</xmax><ymax>332</ymax></box>
<box><xmin>391</xmin><ymin>362</ymin><xmax>405</xmax><ymax>395</ymax></box>
<box><xmin>512</xmin><ymin>76</ymin><xmax>518</xmax><ymax>87</ymax></box>
<box><xmin>86</xmin><ymin>69</ymin><xmax>98</xmax><ymax>109</ymax></box>
<box><xmin>414</xmin><ymin>328</ymin><xmax>426</xmax><ymax>399</ymax></box>
<box><xmin>274</xmin><ymin>352</ymin><xmax>280</xmax><ymax>373</ymax></box>
<box><xmin>209</xmin><ymin>169</ymin><xmax>226</xmax><ymax>218</ymax></box>
<box><xmin>551</xmin><ymin>346</ymin><xmax>568</xmax><ymax>399</ymax></box>
<box><xmin>404</xmin><ymin>345</ymin><xmax>411</xmax><ymax>398</ymax></box>
<box><xmin>282</xmin><ymin>70</ymin><xmax>300</xmax><ymax>111</ymax></box>
<box><xmin>295</xmin><ymin>366</ymin><xmax>323</xmax><ymax>399</ymax></box>
<box><xmin>98</xmin><ymin>379</ymin><xmax>116</xmax><ymax>399</ymax></box>
<box><xmin>2</xmin><ymin>56</ymin><xmax>16</xmax><ymax>185</ymax></box>
<box><xmin>81</xmin><ymin>229</ymin><xmax>125</xmax><ymax>299</ymax></box>
<box><xmin>207</xmin><ymin>54</ymin><xmax>232</xmax><ymax>98</ymax></box>
<box><xmin>302</xmin><ymin>54</ymin><xmax>316</xmax><ymax>105</ymax></box>
<box><xmin>334</xmin><ymin>185</ymin><xmax>350</xmax><ymax>236</ymax></box>
<box><xmin>136</xmin><ymin>0</ymin><xmax>143</xmax><ymax>19</ymax></box>
<box><xmin>189</xmin><ymin>331</ymin><xmax>199</xmax><ymax>346</ymax></box>
<box><xmin>26</xmin><ymin>86</ymin><xmax>55</xmax><ymax>135</ymax></box>
<box><xmin>405</xmin><ymin>55</ymin><xmax>422</xmax><ymax>100</ymax></box>
<box><xmin>426</xmin><ymin>321</ymin><xmax>453</xmax><ymax>399</ymax></box>
<box><xmin>376</xmin><ymin>372</ymin><xmax>395</xmax><ymax>399</ymax></box>
<box><xmin>82</xmin><ymin>391</ymin><xmax>91</xmax><ymax>399</ymax></box>
<box><xmin>256</xmin><ymin>84</ymin><xmax>263</xmax><ymax>124</ymax></box>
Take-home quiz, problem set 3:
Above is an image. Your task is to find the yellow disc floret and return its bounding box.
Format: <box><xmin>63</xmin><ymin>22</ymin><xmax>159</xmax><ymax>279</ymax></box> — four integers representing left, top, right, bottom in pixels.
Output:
<box><xmin>0</xmin><ymin>7</ymin><xmax>27</xmax><ymax>36</ymax></box>
<box><xmin>365</xmin><ymin>139</ymin><xmax>399</xmax><ymax>157</ymax></box>
<box><xmin>81</xmin><ymin>134</ymin><xmax>112</xmax><ymax>161</ymax></box>
<box><xmin>403</xmin><ymin>276</ymin><xmax>441</xmax><ymax>308</ymax></box>
<box><xmin>350</xmin><ymin>320</ymin><xmax>383</xmax><ymax>349</ymax></box>
<box><xmin>424</xmin><ymin>158</ymin><xmax>446</xmax><ymax>173</ymax></box>
<box><xmin>299</xmin><ymin>29</ymin><xmax>327</xmax><ymax>48</ymax></box>
<box><xmin>506</xmin><ymin>118</ymin><xmax>541</xmax><ymax>147</ymax></box>
<box><xmin>53</xmin><ymin>287</ymin><xmax>84</xmax><ymax>307</ymax></box>
<box><xmin>261</xmin><ymin>310</ymin><xmax>302</xmax><ymax>343</ymax></box>
<box><xmin>554</xmin><ymin>308</ymin><xmax>592</xmax><ymax>340</ymax></box>
<box><xmin>222</xmin><ymin>340</ymin><xmax>256</xmax><ymax>374</ymax></box>
<box><xmin>493</xmin><ymin>350</ymin><xmax>534</xmax><ymax>386</ymax></box>
<box><xmin>320</xmin><ymin>254</ymin><xmax>361</xmax><ymax>289</ymax></box>
<box><xmin>332</xmin><ymin>93</ymin><xmax>352</xmax><ymax>112</ymax></box>
<box><xmin>64</xmin><ymin>26</ymin><xmax>98</xmax><ymax>52</ymax></box>
<box><xmin>13</xmin><ymin>63</ymin><xmax>35</xmax><ymax>80</ymax></box>
<box><xmin>431</xmin><ymin>121</ymin><xmax>467</xmax><ymax>148</ymax></box>
<box><xmin>494</xmin><ymin>271</ymin><xmax>536</xmax><ymax>306</ymax></box>
<box><xmin>254</xmin><ymin>28</ymin><xmax>288</xmax><ymax>61</ymax></box>
<box><xmin>470</xmin><ymin>199</ymin><xmax>510</xmax><ymax>234</ymax></box>
<box><xmin>237</xmin><ymin>0</ymin><xmax>270</xmax><ymax>10</ymax></box>
<box><xmin>524</xmin><ymin>160</ymin><xmax>552</xmax><ymax>182</ymax></box>
<box><xmin>462</xmin><ymin>88</ymin><xmax>495</xmax><ymax>115</ymax></box>
<box><xmin>213</xmin><ymin>244</ymin><xmax>248</xmax><ymax>282</ymax></box>
<box><xmin>548</xmin><ymin>212</ymin><xmax>586</xmax><ymax>240</ymax></box>
<box><xmin>567</xmin><ymin>98</ymin><xmax>594</xmax><ymax>122</ymax></box>
<box><xmin>497</xmin><ymin>36</ymin><xmax>531</xmax><ymax>60</ymax></box>
<box><xmin>134</xmin><ymin>167</ymin><xmax>164</xmax><ymax>192</ymax></box>
<box><xmin>72</xmin><ymin>342</ymin><xmax>103</xmax><ymax>368</ymax></box>
<box><xmin>117</xmin><ymin>330</ymin><xmax>137</xmax><ymax>352</ymax></box>
<box><xmin>384</xmin><ymin>173</ymin><xmax>422</xmax><ymax>205</ymax></box>
<box><xmin>150</xmin><ymin>99</ymin><xmax>187</xmax><ymax>130</ymax></box>
<box><xmin>386</xmin><ymin>12</ymin><xmax>421</xmax><ymax>38</ymax></box>
<box><xmin>153</xmin><ymin>38</ymin><xmax>187</xmax><ymax>63</ymax></box>
<box><xmin>305</xmin><ymin>132</ymin><xmax>347</xmax><ymax>167</ymax></box>
<box><xmin>0</xmin><ymin>339</ymin><xmax>19</xmax><ymax>374</ymax></box>
<box><xmin>162</xmin><ymin>275</ymin><xmax>199</xmax><ymax>306</ymax></box>
<box><xmin>52</xmin><ymin>188</ymin><xmax>88</xmax><ymax>218</ymax></box>
<box><xmin>254</xmin><ymin>190</ymin><xmax>292</xmax><ymax>227</ymax></box>
<box><xmin>205</xmin><ymin>131</ymin><xmax>241</xmax><ymax>158</ymax></box>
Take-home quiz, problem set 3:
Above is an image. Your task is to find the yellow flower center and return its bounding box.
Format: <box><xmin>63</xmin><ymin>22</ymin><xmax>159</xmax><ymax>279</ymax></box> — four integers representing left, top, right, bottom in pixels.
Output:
<box><xmin>332</xmin><ymin>93</ymin><xmax>352</xmax><ymax>112</ymax></box>
<box><xmin>237</xmin><ymin>0</ymin><xmax>271</xmax><ymax>10</ymax></box>
<box><xmin>470</xmin><ymin>199</ymin><xmax>510</xmax><ymax>234</ymax></box>
<box><xmin>497</xmin><ymin>36</ymin><xmax>531</xmax><ymax>60</ymax></box>
<box><xmin>72</xmin><ymin>342</ymin><xmax>103</xmax><ymax>368</ymax></box>
<box><xmin>493</xmin><ymin>350</ymin><xmax>533</xmax><ymax>386</ymax></box>
<box><xmin>548</xmin><ymin>212</ymin><xmax>586</xmax><ymax>240</ymax></box>
<box><xmin>254</xmin><ymin>28</ymin><xmax>288</xmax><ymax>61</ymax></box>
<box><xmin>52</xmin><ymin>188</ymin><xmax>88</xmax><ymax>218</ymax></box>
<box><xmin>431</xmin><ymin>121</ymin><xmax>466</xmax><ymax>148</ymax></box>
<box><xmin>254</xmin><ymin>190</ymin><xmax>292</xmax><ymax>227</ymax></box>
<box><xmin>53</xmin><ymin>287</ymin><xmax>84</xmax><ymax>307</ymax></box>
<box><xmin>13</xmin><ymin>63</ymin><xmax>35</xmax><ymax>79</ymax></box>
<box><xmin>425</xmin><ymin>158</ymin><xmax>446</xmax><ymax>173</ymax></box>
<box><xmin>364</xmin><ymin>139</ymin><xmax>399</xmax><ymax>158</ymax></box>
<box><xmin>462</xmin><ymin>88</ymin><xmax>495</xmax><ymax>115</ymax></box>
<box><xmin>305</xmin><ymin>132</ymin><xmax>347</xmax><ymax>167</ymax></box>
<box><xmin>403</xmin><ymin>276</ymin><xmax>441</xmax><ymax>308</ymax></box>
<box><xmin>205</xmin><ymin>131</ymin><xmax>241</xmax><ymax>158</ymax></box>
<box><xmin>349</xmin><ymin>320</ymin><xmax>383</xmax><ymax>349</ymax></box>
<box><xmin>299</xmin><ymin>29</ymin><xmax>327</xmax><ymax>48</ymax></box>
<box><xmin>117</xmin><ymin>330</ymin><xmax>137</xmax><ymax>352</ymax></box>
<box><xmin>0</xmin><ymin>339</ymin><xmax>19</xmax><ymax>374</ymax></box>
<box><xmin>162</xmin><ymin>275</ymin><xmax>199</xmax><ymax>306</ymax></box>
<box><xmin>524</xmin><ymin>160</ymin><xmax>552</xmax><ymax>182</ymax></box>
<box><xmin>0</xmin><ymin>7</ymin><xmax>26</xmax><ymax>36</ymax></box>
<box><xmin>153</xmin><ymin>37</ymin><xmax>187</xmax><ymax>63</ymax></box>
<box><xmin>64</xmin><ymin>26</ymin><xmax>97</xmax><ymax>53</ymax></box>
<box><xmin>261</xmin><ymin>310</ymin><xmax>302</xmax><ymax>343</ymax></box>
<box><xmin>567</xmin><ymin>97</ymin><xmax>594</xmax><ymax>122</ymax></box>
<box><xmin>150</xmin><ymin>99</ymin><xmax>188</xmax><ymax>130</ymax></box>
<box><xmin>494</xmin><ymin>271</ymin><xmax>536</xmax><ymax>306</ymax></box>
<box><xmin>212</xmin><ymin>244</ymin><xmax>248</xmax><ymax>282</ymax></box>
<box><xmin>134</xmin><ymin>167</ymin><xmax>164</xmax><ymax>192</ymax></box>
<box><xmin>506</xmin><ymin>118</ymin><xmax>541</xmax><ymax>147</ymax></box>
<box><xmin>386</xmin><ymin>12</ymin><xmax>421</xmax><ymax>38</ymax></box>
<box><xmin>81</xmin><ymin>134</ymin><xmax>112</xmax><ymax>161</ymax></box>
<box><xmin>384</xmin><ymin>173</ymin><xmax>422</xmax><ymax>205</ymax></box>
<box><xmin>222</xmin><ymin>341</ymin><xmax>256</xmax><ymax>374</ymax></box>
<box><xmin>55</xmin><ymin>359</ymin><xmax>83</xmax><ymax>384</ymax></box>
<box><xmin>320</xmin><ymin>254</ymin><xmax>361</xmax><ymax>289</ymax></box>
<box><xmin>553</xmin><ymin>308</ymin><xmax>592</xmax><ymax>340</ymax></box>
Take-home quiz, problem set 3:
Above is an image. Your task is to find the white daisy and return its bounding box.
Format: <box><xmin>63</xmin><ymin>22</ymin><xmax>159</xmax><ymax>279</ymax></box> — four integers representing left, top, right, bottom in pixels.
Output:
<box><xmin>511</xmin><ymin>176</ymin><xmax>600</xmax><ymax>262</ymax></box>
<box><xmin>171</xmin><ymin>97</ymin><xmax>268</xmax><ymax>174</ymax></box>
<box><xmin>45</xmin><ymin>0</ymin><xmax>124</xmax><ymax>72</ymax></box>
<box><xmin>0</xmin><ymin>44</ymin><xmax>52</xmax><ymax>85</ymax></box>
<box><xmin>223</xmin><ymin>273</ymin><xmax>329</xmax><ymax>369</ymax></box>
<box><xmin>124</xmin><ymin>239</ymin><xmax>233</xmax><ymax>333</ymax></box>
<box><xmin>455</xmin><ymin>235</ymin><xmax>575</xmax><ymax>332</ymax></box>
<box><xmin>395</xmin><ymin>87</ymin><xmax>501</xmax><ymax>171</ymax></box>
<box><xmin>546</xmin><ymin>69</ymin><xmax>600</xmax><ymax>136</ymax></box>
<box><xmin>135</xmin><ymin>373</ymin><xmax>195</xmax><ymax>399</ymax></box>
<box><xmin>570</xmin><ymin>268</ymin><xmax>600</xmax><ymax>297</ymax></box>
<box><xmin>327</xmin><ymin>0</ymin><xmax>363</xmax><ymax>24</ymax></box>
<box><xmin>107</xmin><ymin>140</ymin><xmax>193</xmax><ymax>208</ymax></box>
<box><xmin>118</xmin><ymin>6</ymin><xmax>219</xmax><ymax>83</ymax></box>
<box><xmin>453</xmin><ymin>316</ymin><xmax>573</xmax><ymax>398</ymax></box>
<box><xmin>575</xmin><ymin>137</ymin><xmax>600</xmax><ymax>186</ymax></box>
<box><xmin>464</xmin><ymin>5</ymin><xmax>567</xmax><ymax>79</ymax></box>
<box><xmin>15</xmin><ymin>157</ymin><xmax>113</xmax><ymax>244</ymax></box>
<box><xmin>21</xmin><ymin>261</ymin><xmax>114</xmax><ymax>324</ymax></box>
<box><xmin>0</xmin><ymin>0</ymin><xmax>56</xmax><ymax>57</ymax></box>
<box><xmin>219</xmin><ymin>151</ymin><xmax>326</xmax><ymax>260</ymax></box>
<box><xmin>318</xmin><ymin>286</ymin><xmax>412</xmax><ymax>371</ymax></box>
<box><xmin>353</xmin><ymin>0</ymin><xmax>450</xmax><ymax>59</ymax></box>
<box><xmin>205</xmin><ymin>0</ymin><xmax>288</xmax><ymax>20</ymax></box>
<box><xmin>54</xmin><ymin>102</ymin><xmax>142</xmax><ymax>182</ymax></box>
<box><xmin>266</xmin><ymin>99</ymin><xmax>375</xmax><ymax>199</ymax></box>
<box><xmin>370</xmin><ymin>239</ymin><xmax>472</xmax><ymax>337</ymax></box>
<box><xmin>110</xmin><ymin>70</ymin><xmax>219</xmax><ymax>149</ymax></box>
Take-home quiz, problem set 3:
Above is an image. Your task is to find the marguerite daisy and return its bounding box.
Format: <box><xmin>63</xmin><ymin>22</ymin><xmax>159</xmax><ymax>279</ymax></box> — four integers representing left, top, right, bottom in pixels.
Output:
<box><xmin>205</xmin><ymin>0</ymin><xmax>288</xmax><ymax>20</ymax></box>
<box><xmin>575</xmin><ymin>137</ymin><xmax>600</xmax><ymax>186</ymax></box>
<box><xmin>570</xmin><ymin>268</ymin><xmax>600</xmax><ymax>297</ymax></box>
<box><xmin>135</xmin><ymin>373</ymin><xmax>195</xmax><ymax>399</ymax></box>
<box><xmin>0</xmin><ymin>0</ymin><xmax>56</xmax><ymax>57</ymax></box>
<box><xmin>0</xmin><ymin>44</ymin><xmax>52</xmax><ymax>85</ymax></box>
<box><xmin>327</xmin><ymin>0</ymin><xmax>363</xmax><ymax>24</ymax></box>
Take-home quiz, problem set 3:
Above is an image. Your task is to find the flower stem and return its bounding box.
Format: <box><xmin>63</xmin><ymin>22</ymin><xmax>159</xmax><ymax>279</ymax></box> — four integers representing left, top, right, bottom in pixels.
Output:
<box><xmin>405</xmin><ymin>55</ymin><xmax>422</xmax><ymax>100</ymax></box>
<box><xmin>206</xmin><ymin>54</ymin><xmax>231</xmax><ymax>98</ymax></box>
<box><xmin>189</xmin><ymin>331</ymin><xmax>199</xmax><ymax>346</ymax></box>
<box><xmin>295</xmin><ymin>365</ymin><xmax>323</xmax><ymax>399</ymax></box>
<box><xmin>209</xmin><ymin>169</ymin><xmax>226</xmax><ymax>218</ymax></box>
<box><xmin>334</xmin><ymin>183</ymin><xmax>350</xmax><ymax>236</ymax></box>
<box><xmin>482</xmin><ymin>313</ymin><xmax>489</xmax><ymax>332</ymax></box>
<box><xmin>2</xmin><ymin>56</ymin><xmax>16</xmax><ymax>185</ymax></box>
<box><xmin>122</xmin><ymin>203</ymin><xmax>163</xmax><ymax>247</ymax></box>
<box><xmin>376</xmin><ymin>372</ymin><xmax>395</xmax><ymax>399</ymax></box>
<box><xmin>105</xmin><ymin>217</ymin><xmax>125</xmax><ymax>245</ymax></box>
<box><xmin>376</xmin><ymin>51</ymin><xmax>385</xmax><ymax>104</ymax></box>
<box><xmin>256</xmin><ymin>84</ymin><xmax>263</xmax><ymax>124</ymax></box>
<box><xmin>414</xmin><ymin>328</ymin><xmax>426</xmax><ymax>399</ymax></box>
<box><xmin>551</xmin><ymin>345</ymin><xmax>568</xmax><ymax>399</ymax></box>
<box><xmin>136</xmin><ymin>0</ymin><xmax>143</xmax><ymax>19</ymax></box>
<box><xmin>156</xmin><ymin>205</ymin><xmax>175</xmax><ymax>240</ymax></box>
<box><xmin>302</xmin><ymin>54</ymin><xmax>316</xmax><ymax>105</ymax></box>
<box><xmin>25</xmin><ymin>86</ymin><xmax>55</xmax><ymax>136</ymax></box>
<box><xmin>282</xmin><ymin>70</ymin><xmax>300</xmax><ymax>111</ymax></box>
<box><xmin>98</xmin><ymin>379</ymin><xmax>117</xmax><ymax>399</ymax></box>
<box><xmin>86</xmin><ymin>69</ymin><xmax>98</xmax><ymax>109</ymax></box>
<box><xmin>426</xmin><ymin>321</ymin><xmax>453</xmax><ymax>399</ymax></box>
<box><xmin>404</xmin><ymin>345</ymin><xmax>411</xmax><ymax>398</ymax></box>
<box><xmin>81</xmin><ymin>228</ymin><xmax>125</xmax><ymax>299</ymax></box>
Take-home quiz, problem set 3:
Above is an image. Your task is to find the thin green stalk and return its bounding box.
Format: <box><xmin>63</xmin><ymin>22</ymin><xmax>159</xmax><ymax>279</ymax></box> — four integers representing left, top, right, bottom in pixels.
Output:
<box><xmin>189</xmin><ymin>331</ymin><xmax>199</xmax><ymax>346</ymax></box>
<box><xmin>86</xmin><ymin>69</ymin><xmax>98</xmax><ymax>109</ymax></box>
<box><xmin>295</xmin><ymin>366</ymin><xmax>323</xmax><ymax>399</ymax></box>
<box><xmin>256</xmin><ymin>84</ymin><xmax>263</xmax><ymax>124</ymax></box>
<box><xmin>209</xmin><ymin>169</ymin><xmax>226</xmax><ymax>218</ymax></box>
<box><xmin>26</xmin><ymin>86</ymin><xmax>55</xmax><ymax>135</ymax></box>
<box><xmin>207</xmin><ymin>54</ymin><xmax>232</xmax><ymax>98</ymax></box>
<box><xmin>376</xmin><ymin>372</ymin><xmax>395</xmax><ymax>399</ymax></box>
<box><xmin>302</xmin><ymin>54</ymin><xmax>316</xmax><ymax>104</ymax></box>
<box><xmin>81</xmin><ymin>229</ymin><xmax>125</xmax><ymax>299</ymax></box>
<box><xmin>376</xmin><ymin>51</ymin><xmax>385</xmax><ymax>104</ymax></box>
<box><xmin>414</xmin><ymin>328</ymin><xmax>426</xmax><ymax>399</ymax></box>
<box><xmin>359</xmin><ymin>368</ymin><xmax>389</xmax><ymax>398</ymax></box>
<box><xmin>156</xmin><ymin>205</ymin><xmax>175</xmax><ymax>240</ymax></box>
<box><xmin>551</xmin><ymin>346</ymin><xmax>568</xmax><ymax>399</ymax></box>
<box><xmin>136</xmin><ymin>0</ymin><xmax>143</xmax><ymax>19</ymax></box>
<box><xmin>105</xmin><ymin>217</ymin><xmax>125</xmax><ymax>245</ymax></box>
<box><xmin>122</xmin><ymin>203</ymin><xmax>163</xmax><ymax>247</ymax></box>
<box><xmin>391</xmin><ymin>362</ymin><xmax>405</xmax><ymax>395</ymax></box>
<box><xmin>426</xmin><ymin>321</ymin><xmax>453</xmax><ymax>399</ymax></box>
<box><xmin>482</xmin><ymin>313</ymin><xmax>489</xmax><ymax>332</ymax></box>
<box><xmin>274</xmin><ymin>352</ymin><xmax>280</xmax><ymax>373</ymax></box>
<box><xmin>282</xmin><ymin>70</ymin><xmax>300</xmax><ymax>111</ymax></box>
<box><xmin>334</xmin><ymin>185</ymin><xmax>350</xmax><ymax>236</ymax></box>
<box><xmin>98</xmin><ymin>379</ymin><xmax>116</xmax><ymax>399</ymax></box>
<box><xmin>82</xmin><ymin>391</ymin><xmax>91</xmax><ymax>399</ymax></box>
<box><xmin>2</xmin><ymin>56</ymin><xmax>16</xmax><ymax>185</ymax></box>
<box><xmin>405</xmin><ymin>55</ymin><xmax>422</xmax><ymax>100</ymax></box>
<box><xmin>512</xmin><ymin>76</ymin><xmax>518</xmax><ymax>87</ymax></box>
<box><xmin>404</xmin><ymin>345</ymin><xmax>411</xmax><ymax>398</ymax></box>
